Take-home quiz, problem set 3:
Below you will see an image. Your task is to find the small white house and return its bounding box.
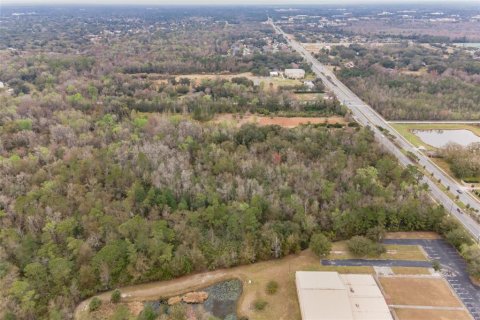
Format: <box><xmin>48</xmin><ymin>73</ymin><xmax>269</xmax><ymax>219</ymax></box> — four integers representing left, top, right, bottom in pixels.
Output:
<box><xmin>285</xmin><ymin>68</ymin><xmax>306</xmax><ymax>79</ymax></box>
<box><xmin>304</xmin><ymin>81</ymin><xmax>315</xmax><ymax>90</ymax></box>
<box><xmin>270</xmin><ymin>71</ymin><xmax>280</xmax><ymax>77</ymax></box>
<box><xmin>0</xmin><ymin>81</ymin><xmax>4</xmax><ymax>89</ymax></box>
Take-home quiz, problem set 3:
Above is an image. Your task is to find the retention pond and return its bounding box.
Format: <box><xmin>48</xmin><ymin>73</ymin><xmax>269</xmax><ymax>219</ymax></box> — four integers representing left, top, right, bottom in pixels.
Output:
<box><xmin>412</xmin><ymin>129</ymin><xmax>480</xmax><ymax>148</ymax></box>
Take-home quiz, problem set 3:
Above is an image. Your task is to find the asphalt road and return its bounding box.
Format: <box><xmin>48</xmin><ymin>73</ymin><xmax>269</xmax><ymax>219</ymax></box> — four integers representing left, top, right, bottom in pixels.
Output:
<box><xmin>269</xmin><ymin>20</ymin><xmax>480</xmax><ymax>240</ymax></box>
<box><xmin>384</xmin><ymin>239</ymin><xmax>480</xmax><ymax>319</ymax></box>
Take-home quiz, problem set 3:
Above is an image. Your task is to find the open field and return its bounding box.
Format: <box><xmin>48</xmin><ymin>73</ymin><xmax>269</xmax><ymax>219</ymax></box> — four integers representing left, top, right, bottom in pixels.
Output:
<box><xmin>213</xmin><ymin>113</ymin><xmax>347</xmax><ymax>128</ymax></box>
<box><xmin>380</xmin><ymin>277</ymin><xmax>462</xmax><ymax>307</ymax></box>
<box><xmin>329</xmin><ymin>241</ymin><xmax>428</xmax><ymax>261</ymax></box>
<box><xmin>294</xmin><ymin>92</ymin><xmax>324</xmax><ymax>101</ymax></box>
<box><xmin>391</xmin><ymin>123</ymin><xmax>480</xmax><ymax>150</ymax></box>
<box><xmin>394</xmin><ymin>308</ymin><xmax>472</xmax><ymax>320</ymax></box>
<box><xmin>159</xmin><ymin>72</ymin><xmax>309</xmax><ymax>89</ymax></box>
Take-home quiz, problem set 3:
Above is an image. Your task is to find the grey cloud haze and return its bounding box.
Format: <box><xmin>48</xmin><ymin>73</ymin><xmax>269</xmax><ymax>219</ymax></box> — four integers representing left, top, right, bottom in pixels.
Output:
<box><xmin>4</xmin><ymin>0</ymin><xmax>479</xmax><ymax>5</ymax></box>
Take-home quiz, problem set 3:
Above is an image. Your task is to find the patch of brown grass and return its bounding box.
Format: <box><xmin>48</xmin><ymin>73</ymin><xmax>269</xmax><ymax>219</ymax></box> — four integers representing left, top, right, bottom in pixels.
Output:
<box><xmin>380</xmin><ymin>277</ymin><xmax>462</xmax><ymax>307</ymax></box>
<box><xmin>385</xmin><ymin>232</ymin><xmax>441</xmax><ymax>240</ymax></box>
<box><xmin>329</xmin><ymin>241</ymin><xmax>428</xmax><ymax>261</ymax></box>
<box><xmin>394</xmin><ymin>308</ymin><xmax>472</xmax><ymax>320</ymax></box>
<box><xmin>213</xmin><ymin>114</ymin><xmax>346</xmax><ymax>128</ymax></box>
<box><xmin>391</xmin><ymin>267</ymin><xmax>432</xmax><ymax>275</ymax></box>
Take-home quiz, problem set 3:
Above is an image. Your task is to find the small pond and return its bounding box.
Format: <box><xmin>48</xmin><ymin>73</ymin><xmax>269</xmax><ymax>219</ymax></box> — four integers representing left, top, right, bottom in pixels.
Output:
<box><xmin>453</xmin><ymin>43</ymin><xmax>480</xmax><ymax>49</ymax></box>
<box><xmin>145</xmin><ymin>279</ymin><xmax>242</xmax><ymax>320</ymax></box>
<box><xmin>412</xmin><ymin>129</ymin><xmax>480</xmax><ymax>148</ymax></box>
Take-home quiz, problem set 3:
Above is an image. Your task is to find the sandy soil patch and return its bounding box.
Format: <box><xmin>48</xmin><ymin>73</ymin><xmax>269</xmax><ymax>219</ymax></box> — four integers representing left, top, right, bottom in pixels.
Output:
<box><xmin>380</xmin><ymin>277</ymin><xmax>462</xmax><ymax>307</ymax></box>
<box><xmin>393</xmin><ymin>308</ymin><xmax>472</xmax><ymax>320</ymax></box>
<box><xmin>213</xmin><ymin>114</ymin><xmax>346</xmax><ymax>128</ymax></box>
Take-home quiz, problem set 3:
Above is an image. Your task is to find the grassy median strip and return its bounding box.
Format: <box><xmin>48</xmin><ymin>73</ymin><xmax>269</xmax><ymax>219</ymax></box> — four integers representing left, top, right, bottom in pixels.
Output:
<box><xmin>328</xmin><ymin>242</ymin><xmax>428</xmax><ymax>261</ymax></box>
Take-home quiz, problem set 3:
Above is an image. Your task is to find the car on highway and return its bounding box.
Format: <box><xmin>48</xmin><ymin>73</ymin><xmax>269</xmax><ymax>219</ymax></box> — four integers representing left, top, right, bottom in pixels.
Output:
<box><xmin>457</xmin><ymin>189</ymin><xmax>463</xmax><ymax>194</ymax></box>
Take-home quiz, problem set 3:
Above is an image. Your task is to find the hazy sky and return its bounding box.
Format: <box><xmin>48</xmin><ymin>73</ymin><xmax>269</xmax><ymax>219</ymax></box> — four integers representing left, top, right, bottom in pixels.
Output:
<box><xmin>4</xmin><ymin>0</ymin><xmax>479</xmax><ymax>5</ymax></box>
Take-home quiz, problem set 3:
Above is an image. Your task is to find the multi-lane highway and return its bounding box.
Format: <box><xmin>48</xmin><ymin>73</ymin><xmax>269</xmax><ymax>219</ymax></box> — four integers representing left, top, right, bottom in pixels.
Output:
<box><xmin>269</xmin><ymin>20</ymin><xmax>480</xmax><ymax>240</ymax></box>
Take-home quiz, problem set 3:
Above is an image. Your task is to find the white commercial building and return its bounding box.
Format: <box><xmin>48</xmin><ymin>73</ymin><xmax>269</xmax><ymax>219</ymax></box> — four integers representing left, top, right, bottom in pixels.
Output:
<box><xmin>296</xmin><ymin>271</ymin><xmax>393</xmax><ymax>320</ymax></box>
<box><xmin>284</xmin><ymin>68</ymin><xmax>306</xmax><ymax>79</ymax></box>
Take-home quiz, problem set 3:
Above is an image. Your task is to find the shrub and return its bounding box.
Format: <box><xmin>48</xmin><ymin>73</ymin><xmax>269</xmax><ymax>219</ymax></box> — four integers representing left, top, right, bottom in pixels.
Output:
<box><xmin>16</xmin><ymin>119</ymin><xmax>32</xmax><ymax>131</ymax></box>
<box><xmin>462</xmin><ymin>245</ymin><xmax>480</xmax><ymax>279</ymax></box>
<box><xmin>111</xmin><ymin>305</ymin><xmax>131</xmax><ymax>320</ymax></box>
<box><xmin>111</xmin><ymin>289</ymin><xmax>121</xmax><ymax>303</ymax></box>
<box><xmin>266</xmin><ymin>280</ymin><xmax>279</xmax><ymax>295</ymax></box>
<box><xmin>88</xmin><ymin>297</ymin><xmax>102</xmax><ymax>312</ymax></box>
<box><xmin>309</xmin><ymin>233</ymin><xmax>332</xmax><ymax>257</ymax></box>
<box><xmin>347</xmin><ymin>236</ymin><xmax>386</xmax><ymax>257</ymax></box>
<box><xmin>432</xmin><ymin>260</ymin><xmax>441</xmax><ymax>271</ymax></box>
<box><xmin>138</xmin><ymin>303</ymin><xmax>158</xmax><ymax>320</ymax></box>
<box><xmin>253</xmin><ymin>299</ymin><xmax>268</xmax><ymax>311</ymax></box>
<box><xmin>446</xmin><ymin>228</ymin><xmax>473</xmax><ymax>251</ymax></box>
<box><xmin>366</xmin><ymin>226</ymin><xmax>386</xmax><ymax>242</ymax></box>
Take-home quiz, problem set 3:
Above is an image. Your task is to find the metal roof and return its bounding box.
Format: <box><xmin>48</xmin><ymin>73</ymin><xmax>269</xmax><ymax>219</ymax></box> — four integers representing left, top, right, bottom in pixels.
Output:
<box><xmin>296</xmin><ymin>271</ymin><xmax>393</xmax><ymax>320</ymax></box>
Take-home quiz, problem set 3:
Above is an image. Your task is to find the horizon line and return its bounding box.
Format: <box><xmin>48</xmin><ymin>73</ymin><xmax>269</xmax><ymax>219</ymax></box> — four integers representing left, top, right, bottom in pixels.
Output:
<box><xmin>3</xmin><ymin>1</ymin><xmax>478</xmax><ymax>7</ymax></box>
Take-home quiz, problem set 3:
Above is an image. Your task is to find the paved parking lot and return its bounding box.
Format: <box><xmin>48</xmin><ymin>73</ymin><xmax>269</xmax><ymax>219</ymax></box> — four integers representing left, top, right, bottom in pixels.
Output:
<box><xmin>383</xmin><ymin>239</ymin><xmax>480</xmax><ymax>320</ymax></box>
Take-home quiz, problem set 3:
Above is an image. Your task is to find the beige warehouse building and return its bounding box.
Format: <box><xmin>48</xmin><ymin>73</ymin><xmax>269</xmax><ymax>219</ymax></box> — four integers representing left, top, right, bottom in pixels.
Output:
<box><xmin>295</xmin><ymin>271</ymin><xmax>393</xmax><ymax>320</ymax></box>
<box><xmin>284</xmin><ymin>68</ymin><xmax>306</xmax><ymax>79</ymax></box>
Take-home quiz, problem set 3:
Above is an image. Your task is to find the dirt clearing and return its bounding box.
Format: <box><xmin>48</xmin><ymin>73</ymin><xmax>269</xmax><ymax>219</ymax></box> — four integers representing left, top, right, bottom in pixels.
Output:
<box><xmin>380</xmin><ymin>277</ymin><xmax>462</xmax><ymax>307</ymax></box>
<box><xmin>213</xmin><ymin>114</ymin><xmax>346</xmax><ymax>128</ymax></box>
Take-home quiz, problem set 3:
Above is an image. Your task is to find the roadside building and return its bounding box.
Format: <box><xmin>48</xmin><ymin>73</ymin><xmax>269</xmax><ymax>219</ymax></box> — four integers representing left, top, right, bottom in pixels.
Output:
<box><xmin>270</xmin><ymin>71</ymin><xmax>280</xmax><ymax>77</ymax></box>
<box><xmin>296</xmin><ymin>271</ymin><xmax>393</xmax><ymax>320</ymax></box>
<box><xmin>303</xmin><ymin>80</ymin><xmax>315</xmax><ymax>90</ymax></box>
<box><xmin>285</xmin><ymin>68</ymin><xmax>306</xmax><ymax>79</ymax></box>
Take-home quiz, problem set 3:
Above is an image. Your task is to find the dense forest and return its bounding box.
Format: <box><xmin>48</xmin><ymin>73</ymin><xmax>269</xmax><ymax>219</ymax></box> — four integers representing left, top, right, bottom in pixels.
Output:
<box><xmin>1</xmin><ymin>108</ymin><xmax>453</xmax><ymax>319</ymax></box>
<box><xmin>1</xmin><ymin>6</ymin><xmax>480</xmax><ymax>320</ymax></box>
<box><xmin>323</xmin><ymin>44</ymin><xmax>480</xmax><ymax>120</ymax></box>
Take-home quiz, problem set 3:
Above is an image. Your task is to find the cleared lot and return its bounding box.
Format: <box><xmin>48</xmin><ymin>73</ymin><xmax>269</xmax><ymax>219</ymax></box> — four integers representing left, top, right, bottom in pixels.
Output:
<box><xmin>380</xmin><ymin>277</ymin><xmax>462</xmax><ymax>307</ymax></box>
<box><xmin>380</xmin><ymin>276</ymin><xmax>472</xmax><ymax>320</ymax></box>
<box><xmin>213</xmin><ymin>114</ymin><xmax>346</xmax><ymax>128</ymax></box>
